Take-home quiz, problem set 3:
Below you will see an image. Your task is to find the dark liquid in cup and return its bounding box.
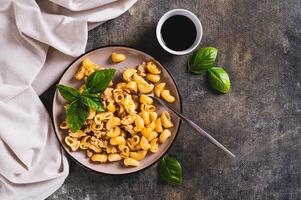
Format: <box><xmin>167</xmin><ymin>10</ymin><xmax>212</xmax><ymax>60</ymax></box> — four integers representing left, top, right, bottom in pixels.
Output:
<box><xmin>161</xmin><ymin>15</ymin><xmax>197</xmax><ymax>51</ymax></box>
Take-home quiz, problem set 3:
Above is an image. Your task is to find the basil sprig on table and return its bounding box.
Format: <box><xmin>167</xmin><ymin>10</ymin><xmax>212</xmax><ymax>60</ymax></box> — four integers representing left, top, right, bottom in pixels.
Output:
<box><xmin>158</xmin><ymin>156</ymin><xmax>183</xmax><ymax>185</ymax></box>
<box><xmin>208</xmin><ymin>67</ymin><xmax>230</xmax><ymax>93</ymax></box>
<box><xmin>188</xmin><ymin>47</ymin><xmax>231</xmax><ymax>93</ymax></box>
<box><xmin>57</xmin><ymin>69</ymin><xmax>116</xmax><ymax>132</ymax></box>
<box><xmin>188</xmin><ymin>47</ymin><xmax>218</xmax><ymax>74</ymax></box>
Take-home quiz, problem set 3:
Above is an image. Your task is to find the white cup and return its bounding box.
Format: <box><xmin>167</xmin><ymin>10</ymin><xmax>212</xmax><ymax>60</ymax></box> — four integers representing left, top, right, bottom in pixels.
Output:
<box><xmin>156</xmin><ymin>9</ymin><xmax>203</xmax><ymax>55</ymax></box>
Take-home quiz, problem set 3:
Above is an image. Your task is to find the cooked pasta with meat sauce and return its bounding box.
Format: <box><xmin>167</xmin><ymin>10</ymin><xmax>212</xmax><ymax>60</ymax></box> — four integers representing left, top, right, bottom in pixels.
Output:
<box><xmin>60</xmin><ymin>55</ymin><xmax>176</xmax><ymax>167</ymax></box>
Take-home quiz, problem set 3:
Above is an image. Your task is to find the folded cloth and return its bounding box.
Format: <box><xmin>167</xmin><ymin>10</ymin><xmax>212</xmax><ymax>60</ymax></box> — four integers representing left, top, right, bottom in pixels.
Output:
<box><xmin>0</xmin><ymin>0</ymin><xmax>136</xmax><ymax>199</ymax></box>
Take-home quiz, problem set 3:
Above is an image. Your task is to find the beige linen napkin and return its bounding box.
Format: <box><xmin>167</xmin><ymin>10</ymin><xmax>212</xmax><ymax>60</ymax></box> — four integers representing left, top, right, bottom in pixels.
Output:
<box><xmin>0</xmin><ymin>0</ymin><xmax>136</xmax><ymax>199</ymax></box>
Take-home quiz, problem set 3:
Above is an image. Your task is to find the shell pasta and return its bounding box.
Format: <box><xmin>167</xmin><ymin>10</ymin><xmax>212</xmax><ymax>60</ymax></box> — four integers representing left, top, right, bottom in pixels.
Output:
<box><xmin>60</xmin><ymin>56</ymin><xmax>176</xmax><ymax>167</ymax></box>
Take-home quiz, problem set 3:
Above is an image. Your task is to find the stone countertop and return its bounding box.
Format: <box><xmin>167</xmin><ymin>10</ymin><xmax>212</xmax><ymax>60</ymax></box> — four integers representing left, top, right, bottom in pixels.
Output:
<box><xmin>44</xmin><ymin>1</ymin><xmax>301</xmax><ymax>199</ymax></box>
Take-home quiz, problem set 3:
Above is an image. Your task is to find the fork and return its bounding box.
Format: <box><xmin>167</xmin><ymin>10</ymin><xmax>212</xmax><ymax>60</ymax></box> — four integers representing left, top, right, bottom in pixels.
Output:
<box><xmin>147</xmin><ymin>94</ymin><xmax>236</xmax><ymax>158</ymax></box>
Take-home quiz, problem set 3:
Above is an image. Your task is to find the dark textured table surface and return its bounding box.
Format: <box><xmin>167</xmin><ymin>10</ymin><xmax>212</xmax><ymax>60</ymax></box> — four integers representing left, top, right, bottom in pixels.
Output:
<box><xmin>43</xmin><ymin>1</ymin><xmax>301</xmax><ymax>199</ymax></box>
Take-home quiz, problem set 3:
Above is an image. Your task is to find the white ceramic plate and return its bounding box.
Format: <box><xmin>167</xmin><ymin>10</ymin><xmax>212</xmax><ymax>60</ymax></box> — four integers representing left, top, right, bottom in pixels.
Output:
<box><xmin>52</xmin><ymin>46</ymin><xmax>182</xmax><ymax>174</ymax></box>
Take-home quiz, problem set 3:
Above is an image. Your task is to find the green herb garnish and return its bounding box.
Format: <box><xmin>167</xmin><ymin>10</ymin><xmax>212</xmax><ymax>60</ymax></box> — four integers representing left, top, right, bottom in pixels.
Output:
<box><xmin>57</xmin><ymin>85</ymin><xmax>80</xmax><ymax>102</ymax></box>
<box><xmin>81</xmin><ymin>91</ymin><xmax>105</xmax><ymax>112</ymax></box>
<box><xmin>86</xmin><ymin>69</ymin><xmax>115</xmax><ymax>93</ymax></box>
<box><xmin>158</xmin><ymin>156</ymin><xmax>183</xmax><ymax>185</ymax></box>
<box><xmin>208</xmin><ymin>67</ymin><xmax>231</xmax><ymax>93</ymax></box>
<box><xmin>57</xmin><ymin>69</ymin><xmax>116</xmax><ymax>132</ymax></box>
<box><xmin>187</xmin><ymin>47</ymin><xmax>231</xmax><ymax>93</ymax></box>
<box><xmin>66</xmin><ymin>100</ymin><xmax>89</xmax><ymax>132</ymax></box>
<box><xmin>188</xmin><ymin>47</ymin><xmax>217</xmax><ymax>74</ymax></box>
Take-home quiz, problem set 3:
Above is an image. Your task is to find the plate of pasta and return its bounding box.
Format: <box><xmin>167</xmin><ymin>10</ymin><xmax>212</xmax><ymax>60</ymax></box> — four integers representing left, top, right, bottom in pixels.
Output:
<box><xmin>52</xmin><ymin>46</ymin><xmax>182</xmax><ymax>174</ymax></box>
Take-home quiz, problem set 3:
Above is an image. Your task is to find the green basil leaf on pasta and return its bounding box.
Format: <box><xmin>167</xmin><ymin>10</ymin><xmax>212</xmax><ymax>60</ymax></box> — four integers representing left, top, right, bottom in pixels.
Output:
<box><xmin>158</xmin><ymin>156</ymin><xmax>183</xmax><ymax>185</ymax></box>
<box><xmin>82</xmin><ymin>89</ymin><xmax>99</xmax><ymax>99</ymax></box>
<box><xmin>81</xmin><ymin>95</ymin><xmax>104</xmax><ymax>112</ymax></box>
<box><xmin>66</xmin><ymin>100</ymin><xmax>88</xmax><ymax>132</ymax></box>
<box><xmin>188</xmin><ymin>47</ymin><xmax>218</xmax><ymax>74</ymax></box>
<box><xmin>57</xmin><ymin>84</ymin><xmax>80</xmax><ymax>102</ymax></box>
<box><xmin>208</xmin><ymin>67</ymin><xmax>231</xmax><ymax>93</ymax></box>
<box><xmin>86</xmin><ymin>69</ymin><xmax>116</xmax><ymax>93</ymax></box>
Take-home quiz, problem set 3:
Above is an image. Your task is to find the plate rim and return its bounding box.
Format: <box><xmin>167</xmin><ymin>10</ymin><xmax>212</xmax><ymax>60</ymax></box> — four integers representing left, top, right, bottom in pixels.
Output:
<box><xmin>51</xmin><ymin>45</ymin><xmax>183</xmax><ymax>175</ymax></box>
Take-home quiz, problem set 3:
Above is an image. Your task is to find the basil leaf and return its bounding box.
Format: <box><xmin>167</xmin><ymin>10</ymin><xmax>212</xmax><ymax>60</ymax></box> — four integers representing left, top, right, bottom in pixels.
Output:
<box><xmin>82</xmin><ymin>89</ymin><xmax>90</xmax><ymax>96</ymax></box>
<box><xmin>82</xmin><ymin>89</ymin><xmax>99</xmax><ymax>98</ymax></box>
<box><xmin>188</xmin><ymin>47</ymin><xmax>218</xmax><ymax>74</ymax></box>
<box><xmin>86</xmin><ymin>69</ymin><xmax>116</xmax><ymax>93</ymax></box>
<box><xmin>66</xmin><ymin>100</ymin><xmax>88</xmax><ymax>132</ymax></box>
<box><xmin>208</xmin><ymin>67</ymin><xmax>231</xmax><ymax>93</ymax></box>
<box><xmin>81</xmin><ymin>96</ymin><xmax>104</xmax><ymax>112</ymax></box>
<box><xmin>158</xmin><ymin>156</ymin><xmax>183</xmax><ymax>185</ymax></box>
<box><xmin>57</xmin><ymin>84</ymin><xmax>80</xmax><ymax>102</ymax></box>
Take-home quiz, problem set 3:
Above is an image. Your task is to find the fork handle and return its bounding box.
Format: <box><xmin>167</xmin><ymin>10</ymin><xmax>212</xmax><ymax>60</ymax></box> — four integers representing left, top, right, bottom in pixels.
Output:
<box><xmin>154</xmin><ymin>97</ymin><xmax>236</xmax><ymax>158</ymax></box>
